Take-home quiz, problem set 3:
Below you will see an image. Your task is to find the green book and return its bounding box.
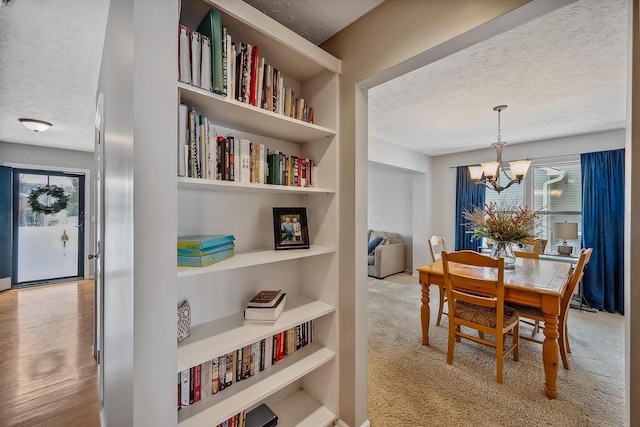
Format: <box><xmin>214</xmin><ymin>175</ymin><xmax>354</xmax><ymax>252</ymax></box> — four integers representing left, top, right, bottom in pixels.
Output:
<box><xmin>177</xmin><ymin>242</ymin><xmax>235</xmax><ymax>257</ymax></box>
<box><xmin>197</xmin><ymin>9</ymin><xmax>225</xmax><ymax>96</ymax></box>
<box><xmin>177</xmin><ymin>234</ymin><xmax>235</xmax><ymax>250</ymax></box>
<box><xmin>177</xmin><ymin>248</ymin><xmax>234</xmax><ymax>267</ymax></box>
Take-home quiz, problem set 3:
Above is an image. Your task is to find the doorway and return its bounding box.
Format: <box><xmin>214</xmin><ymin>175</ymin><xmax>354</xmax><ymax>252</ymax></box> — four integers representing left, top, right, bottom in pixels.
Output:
<box><xmin>12</xmin><ymin>169</ymin><xmax>85</xmax><ymax>286</ymax></box>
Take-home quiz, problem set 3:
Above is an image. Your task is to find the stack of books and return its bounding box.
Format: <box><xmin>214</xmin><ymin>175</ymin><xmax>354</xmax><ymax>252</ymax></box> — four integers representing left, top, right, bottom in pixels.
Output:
<box><xmin>244</xmin><ymin>289</ymin><xmax>286</xmax><ymax>323</ymax></box>
<box><xmin>177</xmin><ymin>234</ymin><xmax>235</xmax><ymax>267</ymax></box>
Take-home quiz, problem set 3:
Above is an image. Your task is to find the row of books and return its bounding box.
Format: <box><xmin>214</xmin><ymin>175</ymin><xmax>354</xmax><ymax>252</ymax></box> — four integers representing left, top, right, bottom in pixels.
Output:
<box><xmin>177</xmin><ymin>8</ymin><xmax>314</xmax><ymax>123</ymax></box>
<box><xmin>216</xmin><ymin>410</ymin><xmax>246</xmax><ymax>427</ymax></box>
<box><xmin>212</xmin><ymin>403</ymin><xmax>277</xmax><ymax>427</ymax></box>
<box><xmin>177</xmin><ymin>234</ymin><xmax>235</xmax><ymax>267</ymax></box>
<box><xmin>178</xmin><ymin>320</ymin><xmax>314</xmax><ymax>411</ymax></box>
<box><xmin>178</xmin><ymin>103</ymin><xmax>317</xmax><ymax>187</ymax></box>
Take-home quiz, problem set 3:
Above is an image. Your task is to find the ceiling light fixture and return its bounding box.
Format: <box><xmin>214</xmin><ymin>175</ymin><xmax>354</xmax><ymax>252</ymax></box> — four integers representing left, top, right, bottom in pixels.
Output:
<box><xmin>468</xmin><ymin>105</ymin><xmax>531</xmax><ymax>193</ymax></box>
<box><xmin>18</xmin><ymin>118</ymin><xmax>52</xmax><ymax>133</ymax></box>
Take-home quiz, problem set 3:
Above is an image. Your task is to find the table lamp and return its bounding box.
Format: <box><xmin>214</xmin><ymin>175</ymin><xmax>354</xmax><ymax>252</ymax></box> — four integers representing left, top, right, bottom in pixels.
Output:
<box><xmin>554</xmin><ymin>222</ymin><xmax>578</xmax><ymax>255</ymax></box>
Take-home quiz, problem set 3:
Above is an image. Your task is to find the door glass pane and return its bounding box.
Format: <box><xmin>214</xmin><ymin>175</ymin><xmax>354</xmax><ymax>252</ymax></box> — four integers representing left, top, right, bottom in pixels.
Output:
<box><xmin>17</xmin><ymin>173</ymin><xmax>80</xmax><ymax>283</ymax></box>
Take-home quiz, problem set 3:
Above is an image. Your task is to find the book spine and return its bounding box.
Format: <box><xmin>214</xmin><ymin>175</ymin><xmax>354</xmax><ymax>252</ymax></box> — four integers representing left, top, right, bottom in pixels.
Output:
<box><xmin>211</xmin><ymin>358</ymin><xmax>219</xmax><ymax>394</ymax></box>
<box><xmin>180</xmin><ymin>368</ymin><xmax>190</xmax><ymax>407</ymax></box>
<box><xmin>189</xmin><ymin>366</ymin><xmax>195</xmax><ymax>404</ymax></box>
<box><xmin>249</xmin><ymin>45</ymin><xmax>259</xmax><ymax>106</ymax></box>
<box><xmin>221</xmin><ymin>26</ymin><xmax>228</xmax><ymax>96</ymax></box>
<box><xmin>194</xmin><ymin>364</ymin><xmax>201</xmax><ymax>403</ymax></box>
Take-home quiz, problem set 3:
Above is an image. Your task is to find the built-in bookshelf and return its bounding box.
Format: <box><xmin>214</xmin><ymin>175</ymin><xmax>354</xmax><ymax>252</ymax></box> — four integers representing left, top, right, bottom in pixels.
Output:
<box><xmin>175</xmin><ymin>0</ymin><xmax>341</xmax><ymax>426</ymax></box>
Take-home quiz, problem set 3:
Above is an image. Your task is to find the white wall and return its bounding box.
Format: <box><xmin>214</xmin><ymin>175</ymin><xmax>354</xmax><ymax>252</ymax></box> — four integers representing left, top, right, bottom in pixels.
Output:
<box><xmin>430</xmin><ymin>128</ymin><xmax>626</xmax><ymax>249</ymax></box>
<box><xmin>0</xmin><ymin>141</ymin><xmax>95</xmax><ymax>278</ymax></box>
<box><xmin>98</xmin><ymin>0</ymin><xmax>177</xmax><ymax>425</ymax></box>
<box><xmin>368</xmin><ymin>162</ymin><xmax>413</xmax><ymax>271</ymax></box>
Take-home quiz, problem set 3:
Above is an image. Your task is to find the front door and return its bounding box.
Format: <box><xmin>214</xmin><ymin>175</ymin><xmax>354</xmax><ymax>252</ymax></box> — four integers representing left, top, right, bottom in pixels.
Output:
<box><xmin>13</xmin><ymin>169</ymin><xmax>85</xmax><ymax>285</ymax></box>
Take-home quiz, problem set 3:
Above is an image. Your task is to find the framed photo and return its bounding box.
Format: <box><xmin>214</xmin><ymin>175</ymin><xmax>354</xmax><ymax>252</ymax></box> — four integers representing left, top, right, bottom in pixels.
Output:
<box><xmin>273</xmin><ymin>207</ymin><xmax>310</xmax><ymax>250</ymax></box>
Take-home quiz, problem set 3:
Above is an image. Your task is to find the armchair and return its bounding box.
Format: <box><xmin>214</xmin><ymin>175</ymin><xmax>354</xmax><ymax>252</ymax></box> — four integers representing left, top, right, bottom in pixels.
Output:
<box><xmin>367</xmin><ymin>230</ymin><xmax>407</xmax><ymax>279</ymax></box>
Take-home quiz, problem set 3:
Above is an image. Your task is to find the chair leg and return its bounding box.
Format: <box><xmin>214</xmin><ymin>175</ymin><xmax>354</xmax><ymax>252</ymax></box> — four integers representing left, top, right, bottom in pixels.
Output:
<box><xmin>559</xmin><ymin>317</ymin><xmax>570</xmax><ymax>370</ymax></box>
<box><xmin>531</xmin><ymin>320</ymin><xmax>540</xmax><ymax>337</ymax></box>
<box><xmin>513</xmin><ymin>322</ymin><xmax>520</xmax><ymax>362</ymax></box>
<box><xmin>496</xmin><ymin>331</ymin><xmax>504</xmax><ymax>384</ymax></box>
<box><xmin>565</xmin><ymin>323</ymin><xmax>572</xmax><ymax>354</ymax></box>
<box><xmin>436</xmin><ymin>285</ymin><xmax>446</xmax><ymax>326</ymax></box>
<box><xmin>447</xmin><ymin>322</ymin><xmax>456</xmax><ymax>365</ymax></box>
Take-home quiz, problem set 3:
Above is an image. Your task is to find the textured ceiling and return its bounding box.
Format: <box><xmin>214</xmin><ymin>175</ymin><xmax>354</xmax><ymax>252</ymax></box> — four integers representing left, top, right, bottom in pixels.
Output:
<box><xmin>242</xmin><ymin>0</ymin><xmax>384</xmax><ymax>45</ymax></box>
<box><xmin>368</xmin><ymin>0</ymin><xmax>628</xmax><ymax>156</ymax></box>
<box><xmin>0</xmin><ymin>0</ymin><xmax>109</xmax><ymax>152</ymax></box>
<box><xmin>0</xmin><ymin>0</ymin><xmax>628</xmax><ymax>156</ymax></box>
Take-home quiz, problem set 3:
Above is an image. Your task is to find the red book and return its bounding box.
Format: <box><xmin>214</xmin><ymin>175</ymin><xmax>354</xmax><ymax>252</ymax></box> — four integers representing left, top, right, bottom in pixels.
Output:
<box><xmin>249</xmin><ymin>45</ymin><xmax>259</xmax><ymax>106</ymax></box>
<box><xmin>276</xmin><ymin>331</ymin><xmax>285</xmax><ymax>362</ymax></box>
<box><xmin>194</xmin><ymin>364</ymin><xmax>201</xmax><ymax>402</ymax></box>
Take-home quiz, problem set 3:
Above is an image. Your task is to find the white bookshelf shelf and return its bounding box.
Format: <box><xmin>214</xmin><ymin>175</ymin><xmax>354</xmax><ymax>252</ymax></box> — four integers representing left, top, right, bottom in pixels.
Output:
<box><xmin>177</xmin><ymin>294</ymin><xmax>334</xmax><ymax>371</ymax></box>
<box><xmin>178</xmin><ymin>83</ymin><xmax>336</xmax><ymax>143</ymax></box>
<box><xmin>177</xmin><ymin>245</ymin><xmax>335</xmax><ymax>278</ymax></box>
<box><xmin>177</xmin><ymin>344</ymin><xmax>335</xmax><ymax>427</ymax></box>
<box><xmin>177</xmin><ymin>176</ymin><xmax>335</xmax><ymax>194</ymax></box>
<box><xmin>270</xmin><ymin>390</ymin><xmax>336</xmax><ymax>427</ymax></box>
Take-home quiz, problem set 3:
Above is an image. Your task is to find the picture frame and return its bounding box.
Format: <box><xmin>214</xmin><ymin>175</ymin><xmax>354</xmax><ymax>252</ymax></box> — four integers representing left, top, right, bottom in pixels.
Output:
<box><xmin>273</xmin><ymin>207</ymin><xmax>310</xmax><ymax>250</ymax></box>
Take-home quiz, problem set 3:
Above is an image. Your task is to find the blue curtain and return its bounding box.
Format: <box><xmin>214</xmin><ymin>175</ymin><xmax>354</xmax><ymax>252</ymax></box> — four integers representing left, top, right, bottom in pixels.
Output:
<box><xmin>455</xmin><ymin>166</ymin><xmax>485</xmax><ymax>251</ymax></box>
<box><xmin>581</xmin><ymin>149</ymin><xmax>624</xmax><ymax>314</ymax></box>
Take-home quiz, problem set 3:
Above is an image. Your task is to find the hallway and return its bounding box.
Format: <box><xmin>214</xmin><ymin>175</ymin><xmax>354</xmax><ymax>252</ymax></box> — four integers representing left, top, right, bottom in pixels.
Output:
<box><xmin>0</xmin><ymin>280</ymin><xmax>100</xmax><ymax>427</ymax></box>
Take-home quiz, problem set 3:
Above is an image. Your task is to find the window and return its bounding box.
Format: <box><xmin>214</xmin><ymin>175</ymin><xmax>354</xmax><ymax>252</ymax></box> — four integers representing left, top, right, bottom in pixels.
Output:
<box><xmin>484</xmin><ymin>160</ymin><xmax>582</xmax><ymax>254</ymax></box>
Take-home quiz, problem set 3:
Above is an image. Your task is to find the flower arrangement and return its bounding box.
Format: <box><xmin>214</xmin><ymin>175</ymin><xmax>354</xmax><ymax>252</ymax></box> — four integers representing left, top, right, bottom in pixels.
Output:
<box><xmin>463</xmin><ymin>201</ymin><xmax>538</xmax><ymax>244</ymax></box>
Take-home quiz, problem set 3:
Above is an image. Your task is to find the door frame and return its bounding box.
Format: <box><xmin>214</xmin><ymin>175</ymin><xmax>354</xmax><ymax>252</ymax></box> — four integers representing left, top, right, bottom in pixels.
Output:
<box><xmin>4</xmin><ymin>162</ymin><xmax>92</xmax><ymax>285</ymax></box>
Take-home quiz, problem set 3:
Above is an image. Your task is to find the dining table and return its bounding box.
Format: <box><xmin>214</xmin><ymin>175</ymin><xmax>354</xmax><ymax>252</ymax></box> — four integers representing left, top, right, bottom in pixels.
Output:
<box><xmin>416</xmin><ymin>256</ymin><xmax>572</xmax><ymax>399</ymax></box>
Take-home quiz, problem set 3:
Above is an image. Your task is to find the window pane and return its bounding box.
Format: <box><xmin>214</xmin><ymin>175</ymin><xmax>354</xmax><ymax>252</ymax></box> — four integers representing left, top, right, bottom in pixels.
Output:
<box><xmin>484</xmin><ymin>170</ymin><xmax>525</xmax><ymax>206</ymax></box>
<box><xmin>532</xmin><ymin>162</ymin><xmax>582</xmax><ymax>254</ymax></box>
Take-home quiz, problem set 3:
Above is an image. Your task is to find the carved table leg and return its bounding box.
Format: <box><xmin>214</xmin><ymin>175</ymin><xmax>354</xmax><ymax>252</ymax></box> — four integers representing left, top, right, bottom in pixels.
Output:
<box><xmin>420</xmin><ymin>280</ymin><xmax>431</xmax><ymax>346</ymax></box>
<box><xmin>542</xmin><ymin>309</ymin><xmax>560</xmax><ymax>399</ymax></box>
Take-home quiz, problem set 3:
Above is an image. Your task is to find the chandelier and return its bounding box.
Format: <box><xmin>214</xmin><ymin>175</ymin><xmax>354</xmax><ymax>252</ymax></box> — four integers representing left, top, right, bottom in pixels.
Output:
<box><xmin>468</xmin><ymin>105</ymin><xmax>531</xmax><ymax>193</ymax></box>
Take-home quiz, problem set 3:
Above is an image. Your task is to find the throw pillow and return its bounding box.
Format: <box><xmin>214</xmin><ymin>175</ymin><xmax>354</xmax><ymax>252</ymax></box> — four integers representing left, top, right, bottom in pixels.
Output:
<box><xmin>368</xmin><ymin>236</ymin><xmax>384</xmax><ymax>255</ymax></box>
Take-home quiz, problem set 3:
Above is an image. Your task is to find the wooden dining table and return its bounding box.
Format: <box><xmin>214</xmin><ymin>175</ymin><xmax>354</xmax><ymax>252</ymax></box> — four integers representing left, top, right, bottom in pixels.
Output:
<box><xmin>416</xmin><ymin>257</ymin><xmax>572</xmax><ymax>399</ymax></box>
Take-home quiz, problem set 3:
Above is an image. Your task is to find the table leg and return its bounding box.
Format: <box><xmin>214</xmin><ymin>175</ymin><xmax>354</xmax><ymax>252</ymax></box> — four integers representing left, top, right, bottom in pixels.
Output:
<box><xmin>542</xmin><ymin>310</ymin><xmax>560</xmax><ymax>399</ymax></box>
<box><xmin>420</xmin><ymin>280</ymin><xmax>431</xmax><ymax>345</ymax></box>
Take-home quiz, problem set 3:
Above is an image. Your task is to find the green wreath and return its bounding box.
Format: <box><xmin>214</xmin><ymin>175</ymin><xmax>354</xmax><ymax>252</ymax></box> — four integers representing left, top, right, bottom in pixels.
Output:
<box><xmin>28</xmin><ymin>184</ymin><xmax>69</xmax><ymax>215</ymax></box>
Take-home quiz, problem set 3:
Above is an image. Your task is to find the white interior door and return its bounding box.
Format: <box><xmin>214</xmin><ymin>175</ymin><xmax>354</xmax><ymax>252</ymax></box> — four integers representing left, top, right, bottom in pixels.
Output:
<box><xmin>93</xmin><ymin>92</ymin><xmax>105</xmax><ymax>407</ymax></box>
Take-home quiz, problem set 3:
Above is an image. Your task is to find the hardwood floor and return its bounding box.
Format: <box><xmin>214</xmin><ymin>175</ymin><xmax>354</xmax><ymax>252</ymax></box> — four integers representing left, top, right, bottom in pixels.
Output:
<box><xmin>0</xmin><ymin>280</ymin><xmax>100</xmax><ymax>427</ymax></box>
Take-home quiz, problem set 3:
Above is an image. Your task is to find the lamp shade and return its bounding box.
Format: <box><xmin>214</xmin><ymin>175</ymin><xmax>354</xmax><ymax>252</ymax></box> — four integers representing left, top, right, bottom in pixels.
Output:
<box><xmin>468</xmin><ymin>165</ymin><xmax>484</xmax><ymax>181</ymax></box>
<box><xmin>554</xmin><ymin>222</ymin><xmax>578</xmax><ymax>240</ymax></box>
<box><xmin>509</xmin><ymin>160</ymin><xmax>531</xmax><ymax>179</ymax></box>
<box><xmin>481</xmin><ymin>161</ymin><xmax>499</xmax><ymax>179</ymax></box>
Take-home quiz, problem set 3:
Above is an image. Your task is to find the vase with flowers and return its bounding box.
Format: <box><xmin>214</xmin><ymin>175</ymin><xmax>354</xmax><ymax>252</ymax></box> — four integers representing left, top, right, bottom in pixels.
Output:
<box><xmin>463</xmin><ymin>201</ymin><xmax>538</xmax><ymax>269</ymax></box>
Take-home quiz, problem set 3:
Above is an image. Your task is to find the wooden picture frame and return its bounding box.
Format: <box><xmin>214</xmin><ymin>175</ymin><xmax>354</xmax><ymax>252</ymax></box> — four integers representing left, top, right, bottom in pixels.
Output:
<box><xmin>273</xmin><ymin>207</ymin><xmax>310</xmax><ymax>250</ymax></box>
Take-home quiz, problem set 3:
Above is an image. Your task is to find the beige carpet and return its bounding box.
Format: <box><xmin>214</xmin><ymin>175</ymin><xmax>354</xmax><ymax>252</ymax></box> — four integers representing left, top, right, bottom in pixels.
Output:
<box><xmin>367</xmin><ymin>273</ymin><xmax>624</xmax><ymax>427</ymax></box>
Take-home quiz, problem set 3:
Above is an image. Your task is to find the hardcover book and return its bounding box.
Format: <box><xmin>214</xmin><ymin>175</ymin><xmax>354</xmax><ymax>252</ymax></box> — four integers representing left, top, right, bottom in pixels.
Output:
<box><xmin>197</xmin><ymin>9</ymin><xmax>225</xmax><ymax>96</ymax></box>
<box><xmin>177</xmin><ymin>247</ymin><xmax>234</xmax><ymax>267</ymax></box>
<box><xmin>177</xmin><ymin>234</ymin><xmax>235</xmax><ymax>250</ymax></box>
<box><xmin>245</xmin><ymin>403</ymin><xmax>278</xmax><ymax>427</ymax></box>
<box><xmin>244</xmin><ymin>293</ymin><xmax>286</xmax><ymax>321</ymax></box>
<box><xmin>177</xmin><ymin>242</ymin><xmax>235</xmax><ymax>257</ymax></box>
<box><xmin>247</xmin><ymin>289</ymin><xmax>282</xmax><ymax>307</ymax></box>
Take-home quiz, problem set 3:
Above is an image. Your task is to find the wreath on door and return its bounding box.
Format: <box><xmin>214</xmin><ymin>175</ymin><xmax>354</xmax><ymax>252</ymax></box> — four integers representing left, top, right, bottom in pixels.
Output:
<box><xmin>28</xmin><ymin>184</ymin><xmax>69</xmax><ymax>215</ymax></box>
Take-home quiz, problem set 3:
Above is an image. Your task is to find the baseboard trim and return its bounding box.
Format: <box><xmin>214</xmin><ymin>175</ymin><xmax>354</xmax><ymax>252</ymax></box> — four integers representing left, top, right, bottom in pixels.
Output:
<box><xmin>334</xmin><ymin>419</ymin><xmax>370</xmax><ymax>427</ymax></box>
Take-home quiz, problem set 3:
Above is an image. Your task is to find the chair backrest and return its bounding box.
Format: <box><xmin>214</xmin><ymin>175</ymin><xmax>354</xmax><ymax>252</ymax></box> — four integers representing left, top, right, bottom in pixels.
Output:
<box><xmin>428</xmin><ymin>235</ymin><xmax>447</xmax><ymax>263</ymax></box>
<box><xmin>514</xmin><ymin>238</ymin><xmax>548</xmax><ymax>259</ymax></box>
<box><xmin>441</xmin><ymin>250</ymin><xmax>506</xmax><ymax>326</ymax></box>
<box><xmin>560</xmin><ymin>248</ymin><xmax>593</xmax><ymax>312</ymax></box>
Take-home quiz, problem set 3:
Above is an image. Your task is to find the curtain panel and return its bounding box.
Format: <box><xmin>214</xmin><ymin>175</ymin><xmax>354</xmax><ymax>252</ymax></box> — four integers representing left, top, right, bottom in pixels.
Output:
<box><xmin>455</xmin><ymin>166</ymin><xmax>485</xmax><ymax>251</ymax></box>
<box><xmin>581</xmin><ymin>148</ymin><xmax>625</xmax><ymax>314</ymax></box>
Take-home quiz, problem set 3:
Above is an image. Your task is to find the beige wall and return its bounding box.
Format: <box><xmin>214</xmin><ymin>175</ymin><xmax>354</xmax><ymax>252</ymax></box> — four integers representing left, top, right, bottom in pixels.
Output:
<box><xmin>321</xmin><ymin>1</ymin><xmax>593</xmax><ymax>426</ymax></box>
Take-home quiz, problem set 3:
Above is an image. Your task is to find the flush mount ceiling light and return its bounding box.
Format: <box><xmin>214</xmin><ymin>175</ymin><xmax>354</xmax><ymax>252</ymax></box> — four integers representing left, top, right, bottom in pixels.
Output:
<box><xmin>468</xmin><ymin>105</ymin><xmax>531</xmax><ymax>193</ymax></box>
<box><xmin>18</xmin><ymin>118</ymin><xmax>52</xmax><ymax>133</ymax></box>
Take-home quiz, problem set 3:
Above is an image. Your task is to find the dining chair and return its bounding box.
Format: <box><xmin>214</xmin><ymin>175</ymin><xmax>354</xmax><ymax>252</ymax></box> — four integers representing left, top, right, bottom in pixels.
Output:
<box><xmin>513</xmin><ymin>238</ymin><xmax>548</xmax><ymax>259</ymax></box>
<box><xmin>428</xmin><ymin>235</ymin><xmax>447</xmax><ymax>326</ymax></box>
<box><xmin>505</xmin><ymin>247</ymin><xmax>593</xmax><ymax>370</ymax></box>
<box><xmin>441</xmin><ymin>250</ymin><xmax>520</xmax><ymax>384</ymax></box>
<box><xmin>513</xmin><ymin>238</ymin><xmax>547</xmax><ymax>336</ymax></box>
